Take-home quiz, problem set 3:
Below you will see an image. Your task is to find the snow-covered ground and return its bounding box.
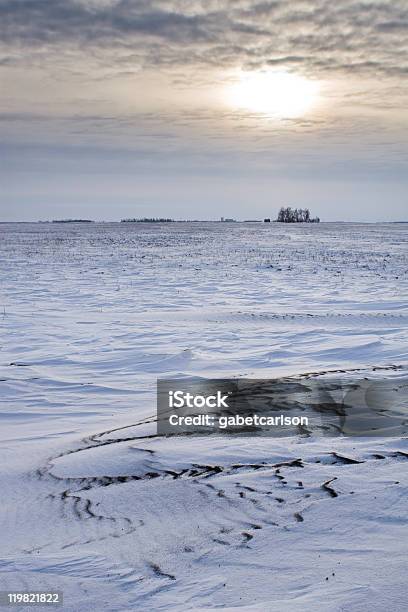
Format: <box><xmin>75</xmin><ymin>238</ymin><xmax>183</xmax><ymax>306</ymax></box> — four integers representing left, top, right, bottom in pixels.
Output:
<box><xmin>0</xmin><ymin>221</ymin><xmax>407</xmax><ymax>611</ymax></box>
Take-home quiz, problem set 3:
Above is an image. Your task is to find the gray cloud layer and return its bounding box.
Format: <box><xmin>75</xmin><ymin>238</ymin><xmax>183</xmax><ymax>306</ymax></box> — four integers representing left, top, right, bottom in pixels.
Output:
<box><xmin>1</xmin><ymin>0</ymin><xmax>408</xmax><ymax>76</ymax></box>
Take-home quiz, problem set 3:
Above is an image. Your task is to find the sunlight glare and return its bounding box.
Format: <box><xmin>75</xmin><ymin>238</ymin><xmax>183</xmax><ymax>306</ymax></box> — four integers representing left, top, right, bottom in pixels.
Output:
<box><xmin>228</xmin><ymin>71</ymin><xmax>320</xmax><ymax>117</ymax></box>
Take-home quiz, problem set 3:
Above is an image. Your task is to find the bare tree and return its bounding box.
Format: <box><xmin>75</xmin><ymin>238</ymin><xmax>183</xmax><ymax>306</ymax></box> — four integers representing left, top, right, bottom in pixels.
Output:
<box><xmin>277</xmin><ymin>207</ymin><xmax>285</xmax><ymax>222</ymax></box>
<box><xmin>275</xmin><ymin>207</ymin><xmax>319</xmax><ymax>223</ymax></box>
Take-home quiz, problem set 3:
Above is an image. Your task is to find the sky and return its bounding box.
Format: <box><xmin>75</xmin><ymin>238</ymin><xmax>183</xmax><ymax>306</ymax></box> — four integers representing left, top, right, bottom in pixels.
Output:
<box><xmin>0</xmin><ymin>0</ymin><xmax>407</xmax><ymax>221</ymax></box>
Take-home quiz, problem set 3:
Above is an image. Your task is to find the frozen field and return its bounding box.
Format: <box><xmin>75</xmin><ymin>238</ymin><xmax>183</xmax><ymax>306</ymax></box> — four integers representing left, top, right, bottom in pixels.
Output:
<box><xmin>0</xmin><ymin>221</ymin><xmax>407</xmax><ymax>611</ymax></box>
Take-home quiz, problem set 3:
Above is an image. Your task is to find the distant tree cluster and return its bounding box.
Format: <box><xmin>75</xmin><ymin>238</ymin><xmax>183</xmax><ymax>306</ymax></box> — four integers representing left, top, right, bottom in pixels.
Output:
<box><xmin>276</xmin><ymin>207</ymin><xmax>320</xmax><ymax>223</ymax></box>
<box><xmin>121</xmin><ymin>218</ymin><xmax>174</xmax><ymax>223</ymax></box>
<box><xmin>52</xmin><ymin>219</ymin><xmax>93</xmax><ymax>223</ymax></box>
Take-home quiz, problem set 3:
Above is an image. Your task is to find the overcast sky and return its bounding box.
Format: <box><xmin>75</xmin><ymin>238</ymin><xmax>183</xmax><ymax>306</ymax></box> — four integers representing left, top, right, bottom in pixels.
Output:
<box><xmin>1</xmin><ymin>0</ymin><xmax>407</xmax><ymax>221</ymax></box>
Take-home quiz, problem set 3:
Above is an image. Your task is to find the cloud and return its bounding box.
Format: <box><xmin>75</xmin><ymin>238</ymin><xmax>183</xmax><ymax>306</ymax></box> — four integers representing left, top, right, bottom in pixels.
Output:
<box><xmin>0</xmin><ymin>0</ymin><xmax>216</xmax><ymax>44</ymax></box>
<box><xmin>0</xmin><ymin>0</ymin><xmax>407</xmax><ymax>77</ymax></box>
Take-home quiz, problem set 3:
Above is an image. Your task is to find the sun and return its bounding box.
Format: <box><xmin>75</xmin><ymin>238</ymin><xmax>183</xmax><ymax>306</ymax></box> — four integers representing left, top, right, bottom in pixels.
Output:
<box><xmin>228</xmin><ymin>70</ymin><xmax>319</xmax><ymax>117</ymax></box>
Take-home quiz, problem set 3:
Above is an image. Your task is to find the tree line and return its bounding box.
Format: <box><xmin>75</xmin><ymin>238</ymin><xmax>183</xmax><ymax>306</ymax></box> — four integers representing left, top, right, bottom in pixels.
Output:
<box><xmin>121</xmin><ymin>218</ymin><xmax>174</xmax><ymax>223</ymax></box>
<box><xmin>276</xmin><ymin>207</ymin><xmax>320</xmax><ymax>223</ymax></box>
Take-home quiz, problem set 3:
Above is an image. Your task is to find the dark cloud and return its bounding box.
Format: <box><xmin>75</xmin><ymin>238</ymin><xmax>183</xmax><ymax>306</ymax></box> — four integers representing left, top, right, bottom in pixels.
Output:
<box><xmin>376</xmin><ymin>20</ymin><xmax>408</xmax><ymax>32</ymax></box>
<box><xmin>0</xmin><ymin>0</ymin><xmax>217</xmax><ymax>44</ymax></box>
